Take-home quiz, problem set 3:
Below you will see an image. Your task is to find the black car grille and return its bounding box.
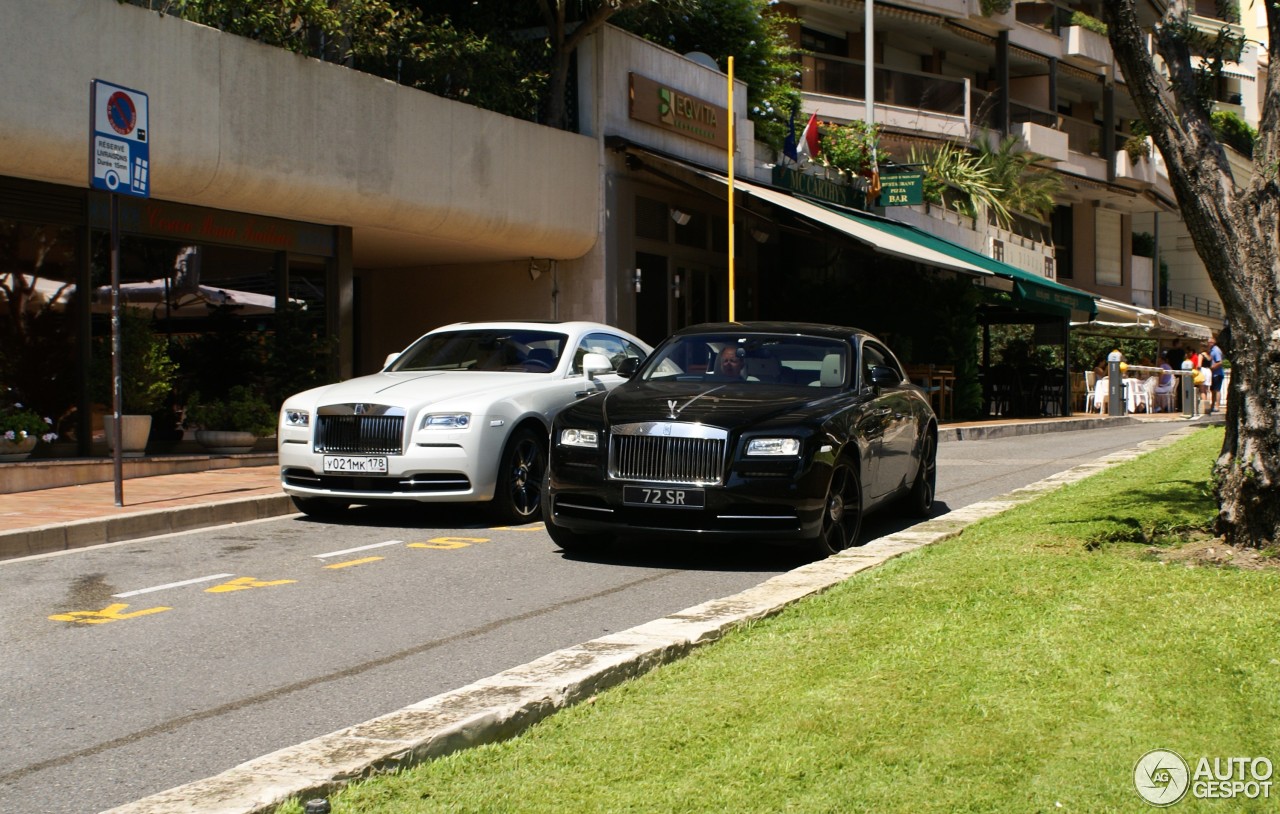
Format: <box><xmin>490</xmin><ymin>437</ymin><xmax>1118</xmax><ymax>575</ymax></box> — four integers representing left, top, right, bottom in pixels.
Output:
<box><xmin>315</xmin><ymin>414</ymin><xmax>404</xmax><ymax>455</ymax></box>
<box><xmin>608</xmin><ymin>422</ymin><xmax>727</xmax><ymax>486</ymax></box>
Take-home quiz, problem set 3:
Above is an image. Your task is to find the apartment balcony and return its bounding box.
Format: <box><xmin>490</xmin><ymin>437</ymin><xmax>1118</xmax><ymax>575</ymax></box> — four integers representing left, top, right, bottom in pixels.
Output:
<box><xmin>800</xmin><ymin>55</ymin><xmax>970</xmax><ymax>139</ymax></box>
<box><xmin>1063</xmin><ymin>25</ymin><xmax>1111</xmax><ymax>68</ymax></box>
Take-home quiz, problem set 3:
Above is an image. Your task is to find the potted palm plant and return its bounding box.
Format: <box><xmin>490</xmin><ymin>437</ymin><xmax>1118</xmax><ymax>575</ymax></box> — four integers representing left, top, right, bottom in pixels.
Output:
<box><xmin>185</xmin><ymin>385</ymin><xmax>277</xmax><ymax>454</ymax></box>
<box><xmin>90</xmin><ymin>313</ymin><xmax>178</xmax><ymax>457</ymax></box>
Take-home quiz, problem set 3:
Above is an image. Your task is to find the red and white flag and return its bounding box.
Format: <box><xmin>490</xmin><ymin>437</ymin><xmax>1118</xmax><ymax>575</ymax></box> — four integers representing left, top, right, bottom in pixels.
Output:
<box><xmin>797</xmin><ymin>113</ymin><xmax>821</xmax><ymax>163</ymax></box>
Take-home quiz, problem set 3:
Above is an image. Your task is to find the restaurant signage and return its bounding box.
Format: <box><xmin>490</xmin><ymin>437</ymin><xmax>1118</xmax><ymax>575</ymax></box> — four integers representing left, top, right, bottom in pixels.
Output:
<box><xmin>629</xmin><ymin>73</ymin><xmax>729</xmax><ymax>150</ymax></box>
<box><xmin>879</xmin><ymin>171</ymin><xmax>924</xmax><ymax>206</ymax></box>
<box><xmin>771</xmin><ymin>166</ymin><xmax>861</xmax><ymax>209</ymax></box>
<box><xmin>88</xmin><ymin>196</ymin><xmax>335</xmax><ymax>257</ymax></box>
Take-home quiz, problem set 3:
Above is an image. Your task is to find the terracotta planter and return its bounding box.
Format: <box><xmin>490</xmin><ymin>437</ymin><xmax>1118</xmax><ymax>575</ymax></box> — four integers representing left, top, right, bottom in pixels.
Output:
<box><xmin>195</xmin><ymin>430</ymin><xmax>257</xmax><ymax>454</ymax></box>
<box><xmin>0</xmin><ymin>436</ymin><xmax>38</xmax><ymax>462</ymax></box>
<box><xmin>103</xmin><ymin>414</ymin><xmax>152</xmax><ymax>458</ymax></box>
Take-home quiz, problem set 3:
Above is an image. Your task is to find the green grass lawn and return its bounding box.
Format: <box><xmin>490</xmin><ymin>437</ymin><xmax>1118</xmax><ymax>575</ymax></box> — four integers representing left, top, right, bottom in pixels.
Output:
<box><xmin>282</xmin><ymin>426</ymin><xmax>1279</xmax><ymax>813</ymax></box>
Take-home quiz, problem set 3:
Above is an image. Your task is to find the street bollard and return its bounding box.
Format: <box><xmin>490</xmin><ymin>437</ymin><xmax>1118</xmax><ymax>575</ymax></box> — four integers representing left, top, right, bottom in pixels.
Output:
<box><xmin>1180</xmin><ymin>360</ymin><xmax>1196</xmax><ymax>418</ymax></box>
<box><xmin>1108</xmin><ymin>350</ymin><xmax>1125</xmax><ymax>417</ymax></box>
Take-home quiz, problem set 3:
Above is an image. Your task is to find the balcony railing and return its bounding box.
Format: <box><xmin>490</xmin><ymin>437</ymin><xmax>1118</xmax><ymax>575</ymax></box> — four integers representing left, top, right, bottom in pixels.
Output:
<box><xmin>801</xmin><ymin>55</ymin><xmax>967</xmax><ymax>116</ymax></box>
<box><xmin>1161</xmin><ymin>288</ymin><xmax>1223</xmax><ymax>319</ymax></box>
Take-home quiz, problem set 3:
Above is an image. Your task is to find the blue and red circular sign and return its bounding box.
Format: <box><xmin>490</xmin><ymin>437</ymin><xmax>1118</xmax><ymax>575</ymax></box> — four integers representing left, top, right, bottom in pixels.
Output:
<box><xmin>106</xmin><ymin>91</ymin><xmax>137</xmax><ymax>136</ymax></box>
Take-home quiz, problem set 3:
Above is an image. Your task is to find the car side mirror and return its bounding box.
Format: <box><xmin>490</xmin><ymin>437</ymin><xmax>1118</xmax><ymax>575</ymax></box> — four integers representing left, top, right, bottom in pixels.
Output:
<box><xmin>869</xmin><ymin>366</ymin><xmax>900</xmax><ymax>389</ymax></box>
<box><xmin>582</xmin><ymin>352</ymin><xmax>613</xmax><ymax>379</ymax></box>
<box><xmin>615</xmin><ymin>356</ymin><xmax>642</xmax><ymax>379</ymax></box>
<box><xmin>383</xmin><ymin>352</ymin><xmax>401</xmax><ymax>369</ymax></box>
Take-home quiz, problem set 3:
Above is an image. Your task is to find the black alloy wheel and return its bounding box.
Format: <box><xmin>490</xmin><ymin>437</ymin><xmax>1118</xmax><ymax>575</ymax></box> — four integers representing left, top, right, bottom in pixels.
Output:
<box><xmin>813</xmin><ymin>462</ymin><xmax>862</xmax><ymax>558</ymax></box>
<box><xmin>906</xmin><ymin>431</ymin><xmax>937</xmax><ymax>518</ymax></box>
<box><xmin>492</xmin><ymin>427</ymin><xmax>546</xmax><ymax>524</ymax></box>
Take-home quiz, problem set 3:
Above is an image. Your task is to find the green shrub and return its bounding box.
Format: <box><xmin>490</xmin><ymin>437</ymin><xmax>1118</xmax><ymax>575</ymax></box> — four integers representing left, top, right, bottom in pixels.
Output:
<box><xmin>185</xmin><ymin>385</ymin><xmax>276</xmax><ymax>437</ymax></box>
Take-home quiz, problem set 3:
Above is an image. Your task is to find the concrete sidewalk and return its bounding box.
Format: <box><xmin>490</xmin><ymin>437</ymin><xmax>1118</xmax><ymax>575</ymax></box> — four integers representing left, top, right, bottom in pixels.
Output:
<box><xmin>0</xmin><ymin>413</ymin><xmax>1183</xmax><ymax>562</ymax></box>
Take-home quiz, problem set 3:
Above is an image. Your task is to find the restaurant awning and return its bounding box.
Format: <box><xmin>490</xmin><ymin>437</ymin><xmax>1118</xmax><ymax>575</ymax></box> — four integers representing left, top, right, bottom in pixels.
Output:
<box><xmin>1074</xmin><ymin>297</ymin><xmax>1213</xmax><ymax>341</ymax></box>
<box><xmin>615</xmin><ymin>143</ymin><xmax>1098</xmax><ymax>321</ymax></box>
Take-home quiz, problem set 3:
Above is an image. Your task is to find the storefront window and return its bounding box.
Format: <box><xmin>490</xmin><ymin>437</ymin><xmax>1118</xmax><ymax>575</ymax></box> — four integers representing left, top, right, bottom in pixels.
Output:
<box><xmin>0</xmin><ymin>219</ymin><xmax>80</xmax><ymax>439</ymax></box>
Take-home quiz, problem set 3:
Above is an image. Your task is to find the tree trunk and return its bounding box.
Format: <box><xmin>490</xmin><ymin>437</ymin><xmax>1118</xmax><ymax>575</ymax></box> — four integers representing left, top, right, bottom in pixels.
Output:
<box><xmin>1106</xmin><ymin>1</ymin><xmax>1280</xmax><ymax>548</ymax></box>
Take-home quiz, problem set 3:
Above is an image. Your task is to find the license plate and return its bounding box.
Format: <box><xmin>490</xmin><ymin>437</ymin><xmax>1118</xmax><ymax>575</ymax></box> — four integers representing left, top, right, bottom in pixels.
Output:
<box><xmin>323</xmin><ymin>455</ymin><xmax>388</xmax><ymax>475</ymax></box>
<box><xmin>623</xmin><ymin>485</ymin><xmax>704</xmax><ymax>509</ymax></box>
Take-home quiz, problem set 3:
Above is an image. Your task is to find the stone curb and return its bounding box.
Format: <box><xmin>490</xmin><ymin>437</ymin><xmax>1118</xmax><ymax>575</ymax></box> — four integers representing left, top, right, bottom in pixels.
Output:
<box><xmin>0</xmin><ymin>495</ymin><xmax>297</xmax><ymax>561</ymax></box>
<box><xmin>101</xmin><ymin>423</ymin><xmax>1207</xmax><ymax>814</ymax></box>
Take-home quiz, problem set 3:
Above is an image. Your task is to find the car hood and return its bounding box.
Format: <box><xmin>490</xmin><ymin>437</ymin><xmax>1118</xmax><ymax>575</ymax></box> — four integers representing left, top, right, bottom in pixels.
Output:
<box><xmin>600</xmin><ymin>381</ymin><xmax>843</xmax><ymax>428</ymax></box>
<box><xmin>306</xmin><ymin>370</ymin><xmax>550</xmax><ymax>409</ymax></box>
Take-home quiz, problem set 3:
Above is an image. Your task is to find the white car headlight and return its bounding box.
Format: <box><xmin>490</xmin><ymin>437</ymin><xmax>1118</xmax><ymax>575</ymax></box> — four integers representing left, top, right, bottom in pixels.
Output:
<box><xmin>746</xmin><ymin>437</ymin><xmax>801</xmax><ymax>456</ymax></box>
<box><xmin>421</xmin><ymin>412</ymin><xmax>471</xmax><ymax>430</ymax></box>
<box><xmin>560</xmin><ymin>428</ymin><xmax>599</xmax><ymax>448</ymax></box>
<box><xmin>283</xmin><ymin>409</ymin><xmax>310</xmax><ymax>427</ymax></box>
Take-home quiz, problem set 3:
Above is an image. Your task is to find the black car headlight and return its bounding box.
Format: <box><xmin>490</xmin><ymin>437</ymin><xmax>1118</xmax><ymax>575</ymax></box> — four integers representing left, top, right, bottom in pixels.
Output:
<box><xmin>559</xmin><ymin>428</ymin><xmax>600</xmax><ymax>448</ymax></box>
<box><xmin>745</xmin><ymin>437</ymin><xmax>801</xmax><ymax>456</ymax></box>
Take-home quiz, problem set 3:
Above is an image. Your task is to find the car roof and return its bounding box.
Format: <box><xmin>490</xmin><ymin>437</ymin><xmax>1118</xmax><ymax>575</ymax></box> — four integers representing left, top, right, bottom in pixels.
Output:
<box><xmin>668</xmin><ymin>321</ymin><xmax>875</xmax><ymax>342</ymax></box>
<box><xmin>427</xmin><ymin>320</ymin><xmax>637</xmax><ymax>336</ymax></box>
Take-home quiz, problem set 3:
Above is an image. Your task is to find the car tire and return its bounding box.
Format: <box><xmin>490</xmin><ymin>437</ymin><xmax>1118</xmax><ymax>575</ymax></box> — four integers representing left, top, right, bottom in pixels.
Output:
<box><xmin>811</xmin><ymin>461</ymin><xmax>862</xmax><ymax>558</ymax></box>
<box><xmin>490</xmin><ymin>427</ymin><xmax>546</xmax><ymax>525</ymax></box>
<box><xmin>905</xmin><ymin>430</ymin><xmax>936</xmax><ymax>518</ymax></box>
<box><xmin>291</xmin><ymin>495</ymin><xmax>349</xmax><ymax>518</ymax></box>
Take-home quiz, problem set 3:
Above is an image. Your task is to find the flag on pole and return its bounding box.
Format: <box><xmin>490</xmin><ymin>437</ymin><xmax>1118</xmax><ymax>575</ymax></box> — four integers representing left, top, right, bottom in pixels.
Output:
<box><xmin>796</xmin><ymin>113</ymin><xmax>821</xmax><ymax>163</ymax></box>
<box><xmin>782</xmin><ymin>107</ymin><xmax>799</xmax><ymax>164</ymax></box>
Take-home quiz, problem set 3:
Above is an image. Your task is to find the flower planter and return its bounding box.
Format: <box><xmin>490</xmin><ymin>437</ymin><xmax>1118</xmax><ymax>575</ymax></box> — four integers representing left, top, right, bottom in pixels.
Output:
<box><xmin>0</xmin><ymin>436</ymin><xmax>38</xmax><ymax>462</ymax></box>
<box><xmin>104</xmin><ymin>414</ymin><xmax>152</xmax><ymax>458</ymax></box>
<box><xmin>195</xmin><ymin>430</ymin><xmax>257</xmax><ymax>454</ymax></box>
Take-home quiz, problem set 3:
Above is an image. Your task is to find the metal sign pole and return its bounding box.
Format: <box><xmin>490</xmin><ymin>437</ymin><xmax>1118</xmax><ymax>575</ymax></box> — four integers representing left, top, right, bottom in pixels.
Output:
<box><xmin>111</xmin><ymin>192</ymin><xmax>123</xmax><ymax>506</ymax></box>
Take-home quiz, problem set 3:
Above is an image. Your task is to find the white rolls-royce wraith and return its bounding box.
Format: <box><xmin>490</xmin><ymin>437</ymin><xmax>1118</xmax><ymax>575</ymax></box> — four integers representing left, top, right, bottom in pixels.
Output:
<box><xmin>278</xmin><ymin>321</ymin><xmax>650</xmax><ymax>523</ymax></box>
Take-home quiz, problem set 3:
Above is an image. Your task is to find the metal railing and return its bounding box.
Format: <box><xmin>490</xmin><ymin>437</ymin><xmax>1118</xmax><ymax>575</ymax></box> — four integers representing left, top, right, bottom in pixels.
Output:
<box><xmin>801</xmin><ymin>55</ymin><xmax>967</xmax><ymax>116</ymax></box>
<box><xmin>1161</xmin><ymin>289</ymin><xmax>1223</xmax><ymax>319</ymax></box>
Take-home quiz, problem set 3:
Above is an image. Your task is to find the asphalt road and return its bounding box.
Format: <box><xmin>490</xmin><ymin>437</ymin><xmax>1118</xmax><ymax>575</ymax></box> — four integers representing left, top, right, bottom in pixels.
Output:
<box><xmin>0</xmin><ymin>420</ymin><xmax>1194</xmax><ymax>814</ymax></box>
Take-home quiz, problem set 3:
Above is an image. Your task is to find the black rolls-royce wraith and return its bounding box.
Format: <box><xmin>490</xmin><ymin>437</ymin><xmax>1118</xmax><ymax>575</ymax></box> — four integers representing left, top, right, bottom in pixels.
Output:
<box><xmin>543</xmin><ymin>322</ymin><xmax>938</xmax><ymax>559</ymax></box>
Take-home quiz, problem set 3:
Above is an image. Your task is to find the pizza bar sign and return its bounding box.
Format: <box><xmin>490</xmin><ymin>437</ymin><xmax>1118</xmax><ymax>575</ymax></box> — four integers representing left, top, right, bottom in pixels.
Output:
<box><xmin>629</xmin><ymin>73</ymin><xmax>729</xmax><ymax>150</ymax></box>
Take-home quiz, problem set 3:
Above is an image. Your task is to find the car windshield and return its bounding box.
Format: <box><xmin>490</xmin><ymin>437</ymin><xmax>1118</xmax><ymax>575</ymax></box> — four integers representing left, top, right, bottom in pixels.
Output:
<box><xmin>641</xmin><ymin>333</ymin><xmax>850</xmax><ymax>388</ymax></box>
<box><xmin>388</xmin><ymin>329</ymin><xmax>568</xmax><ymax>373</ymax></box>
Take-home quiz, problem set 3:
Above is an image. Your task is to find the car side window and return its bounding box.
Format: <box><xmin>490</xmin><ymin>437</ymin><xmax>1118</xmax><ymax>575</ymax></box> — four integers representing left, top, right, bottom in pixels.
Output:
<box><xmin>861</xmin><ymin>341</ymin><xmax>903</xmax><ymax>386</ymax></box>
<box><xmin>572</xmin><ymin>333</ymin><xmax>647</xmax><ymax>375</ymax></box>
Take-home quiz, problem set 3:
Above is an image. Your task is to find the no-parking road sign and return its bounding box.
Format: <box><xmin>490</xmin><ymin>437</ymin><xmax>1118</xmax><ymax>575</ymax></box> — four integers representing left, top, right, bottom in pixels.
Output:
<box><xmin>90</xmin><ymin>80</ymin><xmax>149</xmax><ymax>198</ymax></box>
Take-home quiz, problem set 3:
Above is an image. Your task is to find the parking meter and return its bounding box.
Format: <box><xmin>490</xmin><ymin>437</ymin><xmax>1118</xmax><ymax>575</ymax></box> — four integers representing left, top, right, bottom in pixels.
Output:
<box><xmin>1108</xmin><ymin>350</ymin><xmax>1124</xmax><ymax>417</ymax></box>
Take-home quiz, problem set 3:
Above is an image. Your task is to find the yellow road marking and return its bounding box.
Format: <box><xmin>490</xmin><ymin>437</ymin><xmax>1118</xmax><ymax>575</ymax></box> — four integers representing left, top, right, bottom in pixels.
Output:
<box><xmin>407</xmin><ymin>536</ymin><xmax>490</xmax><ymax>550</ymax></box>
<box><xmin>323</xmin><ymin>556</ymin><xmax>384</xmax><ymax>569</ymax></box>
<box><xmin>490</xmin><ymin>524</ymin><xmax>545</xmax><ymax>532</ymax></box>
<box><xmin>205</xmin><ymin>576</ymin><xmax>297</xmax><ymax>593</ymax></box>
<box><xmin>49</xmin><ymin>603</ymin><xmax>171</xmax><ymax>625</ymax></box>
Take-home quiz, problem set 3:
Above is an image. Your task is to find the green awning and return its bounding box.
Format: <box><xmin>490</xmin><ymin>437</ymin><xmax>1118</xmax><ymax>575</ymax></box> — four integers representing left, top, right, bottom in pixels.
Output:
<box><xmin>809</xmin><ymin>203</ymin><xmax>1098</xmax><ymax>320</ymax></box>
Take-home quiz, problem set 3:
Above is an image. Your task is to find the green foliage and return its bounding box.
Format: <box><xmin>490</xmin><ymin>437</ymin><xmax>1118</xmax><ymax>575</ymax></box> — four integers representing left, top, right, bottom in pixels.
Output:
<box><xmin>1069</xmin><ymin>11</ymin><xmax>1108</xmax><ymax>35</ymax></box>
<box><xmin>90</xmin><ymin>311</ymin><xmax>178</xmax><ymax>415</ymax></box>
<box><xmin>1211</xmin><ymin>109</ymin><xmax>1256</xmax><ymax>157</ymax></box>
<box><xmin>818</xmin><ymin>120</ymin><xmax>882</xmax><ymax>177</ymax></box>
<box><xmin>185</xmin><ymin>385</ymin><xmax>276</xmax><ymax>436</ymax></box>
<box><xmin>1131</xmin><ymin>231</ymin><xmax>1156</xmax><ymax>258</ymax></box>
<box><xmin>979</xmin><ymin>0</ymin><xmax>1012</xmax><ymax>16</ymax></box>
<box><xmin>909</xmin><ymin>141</ymin><xmax>1010</xmax><ymax>226</ymax></box>
<box><xmin>0</xmin><ymin>404</ymin><xmax>56</xmax><ymax>441</ymax></box>
<box><xmin>973</xmin><ymin>136</ymin><xmax>1062</xmax><ymax>223</ymax></box>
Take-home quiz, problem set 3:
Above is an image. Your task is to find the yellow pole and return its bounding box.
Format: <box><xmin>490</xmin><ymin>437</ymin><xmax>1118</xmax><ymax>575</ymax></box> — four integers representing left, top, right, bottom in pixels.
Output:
<box><xmin>727</xmin><ymin>56</ymin><xmax>735</xmax><ymax>322</ymax></box>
